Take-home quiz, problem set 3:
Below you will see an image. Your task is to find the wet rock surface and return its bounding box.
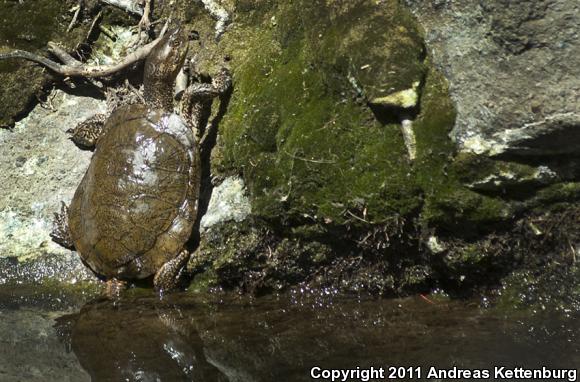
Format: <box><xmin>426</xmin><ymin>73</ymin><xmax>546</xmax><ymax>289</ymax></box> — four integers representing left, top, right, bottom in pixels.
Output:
<box><xmin>0</xmin><ymin>88</ymin><xmax>103</xmax><ymax>284</ymax></box>
<box><xmin>0</xmin><ymin>308</ymin><xmax>90</xmax><ymax>382</ymax></box>
<box><xmin>200</xmin><ymin>176</ymin><xmax>252</xmax><ymax>232</ymax></box>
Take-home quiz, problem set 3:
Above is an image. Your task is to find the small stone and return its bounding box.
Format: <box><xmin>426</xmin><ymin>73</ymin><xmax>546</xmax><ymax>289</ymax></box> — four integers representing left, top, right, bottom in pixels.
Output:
<box><xmin>370</xmin><ymin>81</ymin><xmax>421</xmax><ymax>109</ymax></box>
<box><xmin>200</xmin><ymin>177</ymin><xmax>252</xmax><ymax>232</ymax></box>
<box><xmin>14</xmin><ymin>156</ymin><xmax>26</xmax><ymax>167</ymax></box>
<box><xmin>427</xmin><ymin>236</ymin><xmax>446</xmax><ymax>254</ymax></box>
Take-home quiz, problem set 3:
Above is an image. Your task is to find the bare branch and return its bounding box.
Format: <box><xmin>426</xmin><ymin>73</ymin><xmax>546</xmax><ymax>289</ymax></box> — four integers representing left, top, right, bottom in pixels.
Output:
<box><xmin>67</xmin><ymin>0</ymin><xmax>83</xmax><ymax>33</ymax></box>
<box><xmin>0</xmin><ymin>25</ymin><xmax>168</xmax><ymax>78</ymax></box>
<box><xmin>100</xmin><ymin>0</ymin><xmax>143</xmax><ymax>16</ymax></box>
<box><xmin>47</xmin><ymin>42</ymin><xmax>82</xmax><ymax>66</ymax></box>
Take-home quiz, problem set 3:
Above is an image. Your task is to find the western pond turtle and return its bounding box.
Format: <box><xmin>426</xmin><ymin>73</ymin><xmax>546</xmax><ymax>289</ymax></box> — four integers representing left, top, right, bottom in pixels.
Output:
<box><xmin>51</xmin><ymin>26</ymin><xmax>231</xmax><ymax>292</ymax></box>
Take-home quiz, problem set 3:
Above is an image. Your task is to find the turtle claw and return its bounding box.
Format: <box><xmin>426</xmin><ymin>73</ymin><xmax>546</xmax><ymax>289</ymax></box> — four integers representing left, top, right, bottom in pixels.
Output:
<box><xmin>138</xmin><ymin>14</ymin><xmax>151</xmax><ymax>33</ymax></box>
<box><xmin>133</xmin><ymin>0</ymin><xmax>152</xmax><ymax>46</ymax></box>
<box><xmin>68</xmin><ymin>113</ymin><xmax>107</xmax><ymax>149</ymax></box>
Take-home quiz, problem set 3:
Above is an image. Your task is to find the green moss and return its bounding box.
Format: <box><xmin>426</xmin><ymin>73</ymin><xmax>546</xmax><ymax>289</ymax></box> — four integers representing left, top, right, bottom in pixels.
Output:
<box><xmin>188</xmin><ymin>269</ymin><xmax>219</xmax><ymax>292</ymax></box>
<box><xmin>0</xmin><ymin>1</ymin><xmax>67</xmax><ymax>55</ymax></box>
<box><xmin>209</xmin><ymin>0</ymin><xmax>518</xmax><ymax>244</ymax></box>
<box><xmin>216</xmin><ymin>0</ymin><xmax>430</xmax><ymax>232</ymax></box>
<box><xmin>412</xmin><ymin>67</ymin><xmax>511</xmax><ymax>233</ymax></box>
<box><xmin>532</xmin><ymin>182</ymin><xmax>580</xmax><ymax>206</ymax></box>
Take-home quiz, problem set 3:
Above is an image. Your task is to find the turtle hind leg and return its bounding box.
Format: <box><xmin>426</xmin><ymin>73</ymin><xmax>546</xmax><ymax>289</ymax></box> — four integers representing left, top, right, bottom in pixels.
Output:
<box><xmin>104</xmin><ymin>278</ymin><xmax>128</xmax><ymax>299</ymax></box>
<box><xmin>67</xmin><ymin>113</ymin><xmax>107</xmax><ymax>149</ymax></box>
<box><xmin>154</xmin><ymin>250</ymin><xmax>191</xmax><ymax>294</ymax></box>
<box><xmin>50</xmin><ymin>202</ymin><xmax>74</xmax><ymax>249</ymax></box>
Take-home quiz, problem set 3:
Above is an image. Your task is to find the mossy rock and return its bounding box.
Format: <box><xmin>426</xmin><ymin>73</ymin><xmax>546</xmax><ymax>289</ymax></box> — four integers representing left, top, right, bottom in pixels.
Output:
<box><xmin>182</xmin><ymin>0</ymin><xmax>542</xmax><ymax>295</ymax></box>
<box><xmin>217</xmin><ymin>0</ymin><xmax>423</xmax><ymax>228</ymax></box>
<box><xmin>213</xmin><ymin>0</ymin><xmax>515</xmax><ymax>239</ymax></box>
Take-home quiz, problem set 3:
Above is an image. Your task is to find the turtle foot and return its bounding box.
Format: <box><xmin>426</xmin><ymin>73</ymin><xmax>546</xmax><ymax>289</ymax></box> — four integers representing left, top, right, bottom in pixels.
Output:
<box><xmin>154</xmin><ymin>250</ymin><xmax>191</xmax><ymax>294</ymax></box>
<box><xmin>67</xmin><ymin>113</ymin><xmax>107</xmax><ymax>149</ymax></box>
<box><xmin>50</xmin><ymin>202</ymin><xmax>74</xmax><ymax>249</ymax></box>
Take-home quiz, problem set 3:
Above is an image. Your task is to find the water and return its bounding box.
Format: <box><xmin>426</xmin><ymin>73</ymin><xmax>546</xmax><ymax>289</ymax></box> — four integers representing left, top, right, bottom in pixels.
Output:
<box><xmin>0</xmin><ymin>286</ymin><xmax>578</xmax><ymax>382</ymax></box>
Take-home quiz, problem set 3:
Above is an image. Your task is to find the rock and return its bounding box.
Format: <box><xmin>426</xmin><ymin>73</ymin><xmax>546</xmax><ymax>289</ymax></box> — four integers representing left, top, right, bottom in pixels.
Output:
<box><xmin>200</xmin><ymin>177</ymin><xmax>252</xmax><ymax>232</ymax></box>
<box><xmin>88</xmin><ymin>26</ymin><xmax>140</xmax><ymax>65</ymax></box>
<box><xmin>370</xmin><ymin>81</ymin><xmax>421</xmax><ymax>110</ymax></box>
<box><xmin>215</xmin><ymin>0</ymin><xmax>439</xmax><ymax>230</ymax></box>
<box><xmin>426</xmin><ymin>235</ymin><xmax>446</xmax><ymax>254</ymax></box>
<box><xmin>400</xmin><ymin>118</ymin><xmax>417</xmax><ymax>160</ymax></box>
<box><xmin>403</xmin><ymin>0</ymin><xmax>580</xmax><ymax>156</ymax></box>
<box><xmin>0</xmin><ymin>89</ymin><xmax>104</xmax><ymax>284</ymax></box>
<box><xmin>466</xmin><ymin>165</ymin><xmax>558</xmax><ymax>192</ymax></box>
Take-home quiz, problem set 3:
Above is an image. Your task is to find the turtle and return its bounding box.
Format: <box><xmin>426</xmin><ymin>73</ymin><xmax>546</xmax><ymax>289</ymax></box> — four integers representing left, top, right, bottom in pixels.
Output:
<box><xmin>50</xmin><ymin>26</ymin><xmax>231</xmax><ymax>292</ymax></box>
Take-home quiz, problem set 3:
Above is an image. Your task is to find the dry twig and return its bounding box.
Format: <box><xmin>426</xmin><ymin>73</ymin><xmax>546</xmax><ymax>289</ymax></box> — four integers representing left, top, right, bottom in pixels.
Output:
<box><xmin>0</xmin><ymin>24</ymin><xmax>168</xmax><ymax>78</ymax></box>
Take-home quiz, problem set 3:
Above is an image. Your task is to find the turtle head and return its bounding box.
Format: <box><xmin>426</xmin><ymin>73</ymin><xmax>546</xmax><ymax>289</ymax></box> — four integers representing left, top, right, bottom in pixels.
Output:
<box><xmin>144</xmin><ymin>26</ymin><xmax>188</xmax><ymax>109</ymax></box>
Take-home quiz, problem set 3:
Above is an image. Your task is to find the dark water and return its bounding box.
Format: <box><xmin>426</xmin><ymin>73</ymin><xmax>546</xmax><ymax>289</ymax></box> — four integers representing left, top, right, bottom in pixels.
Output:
<box><xmin>0</xmin><ymin>287</ymin><xmax>578</xmax><ymax>382</ymax></box>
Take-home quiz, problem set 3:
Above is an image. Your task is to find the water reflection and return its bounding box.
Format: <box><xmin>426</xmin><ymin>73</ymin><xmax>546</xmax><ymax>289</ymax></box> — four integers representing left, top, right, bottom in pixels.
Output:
<box><xmin>54</xmin><ymin>293</ymin><xmax>579</xmax><ymax>382</ymax></box>
<box><xmin>57</xmin><ymin>296</ymin><xmax>228</xmax><ymax>381</ymax></box>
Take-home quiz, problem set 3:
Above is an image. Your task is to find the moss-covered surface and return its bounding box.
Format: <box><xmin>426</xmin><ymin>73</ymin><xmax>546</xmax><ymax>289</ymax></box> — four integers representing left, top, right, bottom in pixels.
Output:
<box><xmin>493</xmin><ymin>206</ymin><xmax>580</xmax><ymax>312</ymax></box>
<box><xmin>184</xmin><ymin>0</ymin><xmax>580</xmax><ymax>297</ymax></box>
<box><xmin>185</xmin><ymin>0</ymin><xmax>522</xmax><ymax>295</ymax></box>
<box><xmin>210</xmin><ymin>0</ymin><xmax>520</xmax><ymax>236</ymax></box>
<box><xmin>216</xmin><ymin>1</ymin><xmax>424</xmax><ymax>228</ymax></box>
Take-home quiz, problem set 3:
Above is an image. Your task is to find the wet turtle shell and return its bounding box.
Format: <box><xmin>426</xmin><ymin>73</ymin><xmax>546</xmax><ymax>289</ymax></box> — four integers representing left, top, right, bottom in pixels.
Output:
<box><xmin>68</xmin><ymin>103</ymin><xmax>200</xmax><ymax>280</ymax></box>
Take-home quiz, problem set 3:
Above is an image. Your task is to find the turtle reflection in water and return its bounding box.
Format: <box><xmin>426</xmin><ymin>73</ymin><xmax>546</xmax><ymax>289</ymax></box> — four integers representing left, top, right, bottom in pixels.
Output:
<box><xmin>56</xmin><ymin>298</ymin><xmax>228</xmax><ymax>381</ymax></box>
<box><xmin>51</xmin><ymin>26</ymin><xmax>231</xmax><ymax>292</ymax></box>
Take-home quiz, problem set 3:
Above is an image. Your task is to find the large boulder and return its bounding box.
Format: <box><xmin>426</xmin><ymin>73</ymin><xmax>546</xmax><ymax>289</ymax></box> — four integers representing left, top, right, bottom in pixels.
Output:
<box><xmin>404</xmin><ymin>0</ymin><xmax>580</xmax><ymax>157</ymax></box>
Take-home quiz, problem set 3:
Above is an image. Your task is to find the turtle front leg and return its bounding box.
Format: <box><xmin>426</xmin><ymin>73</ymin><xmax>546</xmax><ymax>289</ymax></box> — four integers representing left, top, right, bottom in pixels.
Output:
<box><xmin>50</xmin><ymin>202</ymin><xmax>74</xmax><ymax>249</ymax></box>
<box><xmin>153</xmin><ymin>250</ymin><xmax>191</xmax><ymax>293</ymax></box>
<box><xmin>67</xmin><ymin>113</ymin><xmax>108</xmax><ymax>148</ymax></box>
<box><xmin>181</xmin><ymin>68</ymin><xmax>232</xmax><ymax>138</ymax></box>
<box><xmin>182</xmin><ymin>68</ymin><xmax>232</xmax><ymax>103</ymax></box>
